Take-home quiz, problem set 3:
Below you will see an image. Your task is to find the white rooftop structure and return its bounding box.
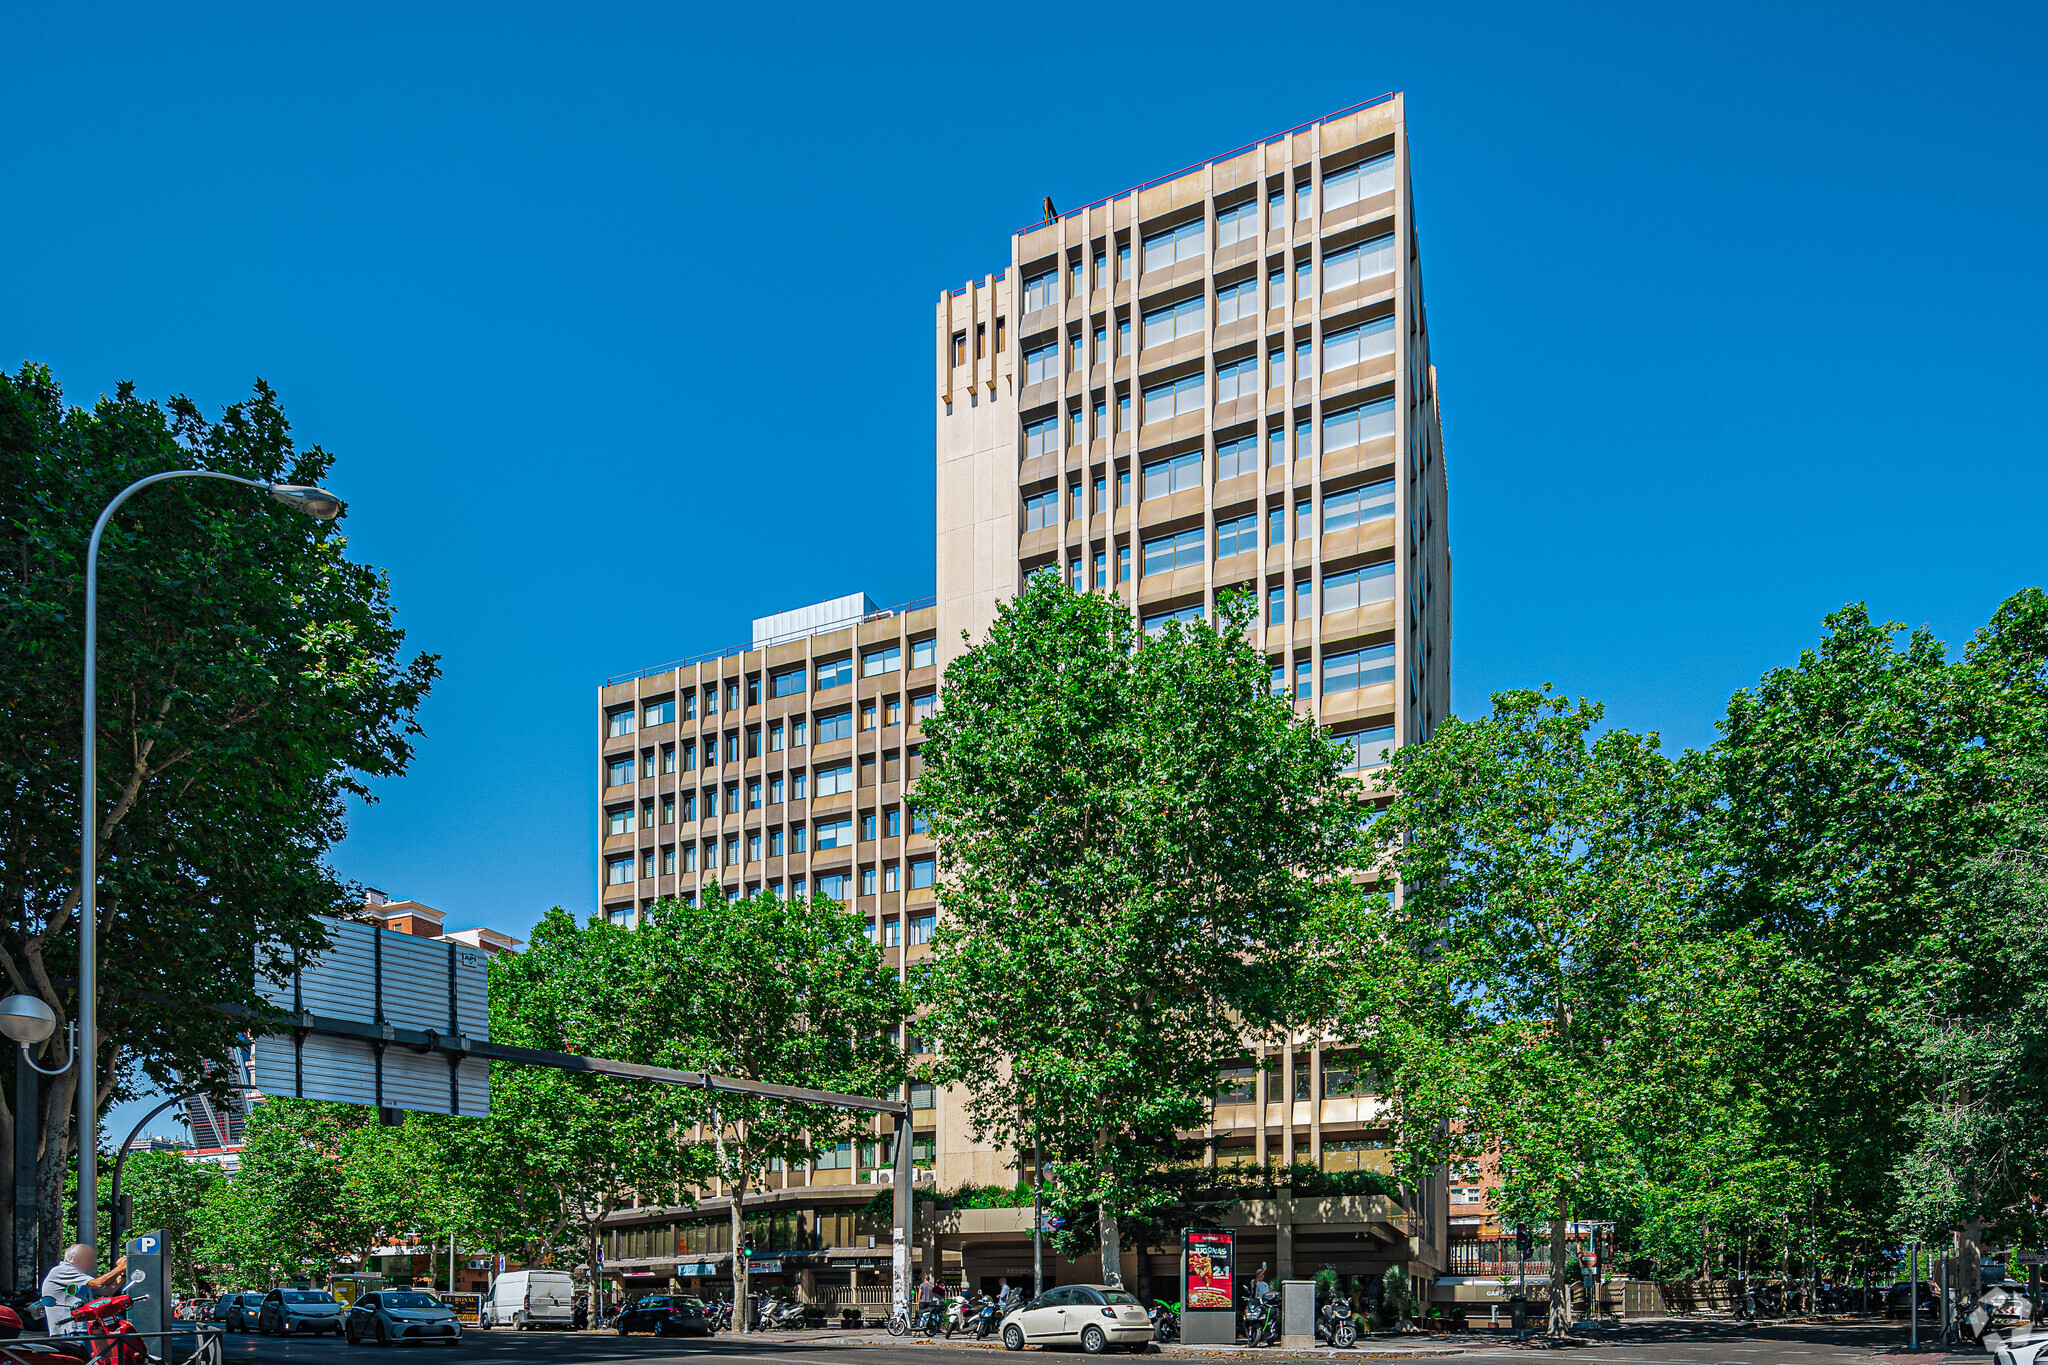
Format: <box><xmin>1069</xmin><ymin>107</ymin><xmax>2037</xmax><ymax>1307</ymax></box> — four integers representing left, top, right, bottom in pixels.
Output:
<box><xmin>752</xmin><ymin>592</ymin><xmax>877</xmax><ymax>648</ymax></box>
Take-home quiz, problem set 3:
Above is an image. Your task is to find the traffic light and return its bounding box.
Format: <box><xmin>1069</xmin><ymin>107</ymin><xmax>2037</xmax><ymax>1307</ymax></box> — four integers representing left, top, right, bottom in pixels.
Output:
<box><xmin>1515</xmin><ymin>1226</ymin><xmax>1533</xmax><ymax>1259</ymax></box>
<box><xmin>742</xmin><ymin>1234</ymin><xmax>755</xmax><ymax>1261</ymax></box>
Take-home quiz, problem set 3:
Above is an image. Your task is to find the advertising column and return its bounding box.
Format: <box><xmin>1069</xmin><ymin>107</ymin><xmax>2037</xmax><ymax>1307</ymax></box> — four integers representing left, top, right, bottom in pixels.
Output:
<box><xmin>1181</xmin><ymin>1229</ymin><xmax>1236</xmax><ymax>1345</ymax></box>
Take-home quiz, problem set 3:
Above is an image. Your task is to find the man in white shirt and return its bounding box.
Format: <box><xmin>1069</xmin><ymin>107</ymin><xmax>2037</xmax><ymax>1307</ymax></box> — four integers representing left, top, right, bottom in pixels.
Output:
<box><xmin>40</xmin><ymin>1244</ymin><xmax>127</xmax><ymax>1334</ymax></box>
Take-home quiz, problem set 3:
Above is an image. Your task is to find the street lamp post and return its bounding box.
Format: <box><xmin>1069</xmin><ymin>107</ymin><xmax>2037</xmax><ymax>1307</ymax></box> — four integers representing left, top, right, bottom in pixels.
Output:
<box><xmin>73</xmin><ymin>470</ymin><xmax>340</xmax><ymax>1248</ymax></box>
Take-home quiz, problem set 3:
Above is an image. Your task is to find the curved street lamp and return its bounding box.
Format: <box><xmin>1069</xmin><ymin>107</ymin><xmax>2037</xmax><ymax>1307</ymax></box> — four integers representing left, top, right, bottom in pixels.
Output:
<box><xmin>74</xmin><ymin>470</ymin><xmax>341</xmax><ymax>1246</ymax></box>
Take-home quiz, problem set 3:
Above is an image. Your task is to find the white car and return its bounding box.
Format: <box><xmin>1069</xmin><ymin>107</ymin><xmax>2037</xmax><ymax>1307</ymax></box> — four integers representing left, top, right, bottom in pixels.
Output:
<box><xmin>1001</xmin><ymin>1285</ymin><xmax>1155</xmax><ymax>1354</ymax></box>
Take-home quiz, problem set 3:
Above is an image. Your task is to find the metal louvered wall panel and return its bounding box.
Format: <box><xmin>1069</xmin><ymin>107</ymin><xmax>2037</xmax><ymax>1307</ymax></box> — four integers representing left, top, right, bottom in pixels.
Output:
<box><xmin>250</xmin><ymin>916</ymin><xmax>491</xmax><ymax>1117</ymax></box>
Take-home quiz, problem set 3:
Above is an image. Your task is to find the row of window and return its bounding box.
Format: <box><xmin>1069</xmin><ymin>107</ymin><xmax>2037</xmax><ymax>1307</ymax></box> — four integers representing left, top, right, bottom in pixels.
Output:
<box><xmin>605</xmin><ymin>641</ymin><xmax>938</xmax><ymax>737</ymax></box>
<box><xmin>604</xmin><ymin>700</ymin><xmax>936</xmax><ymax>787</ymax></box>
<box><xmin>1026</xmin><ymin>380</ymin><xmax>1394</xmax><ymax>464</ymax></box>
<box><xmin>1021</xmin><ymin>155</ymin><xmax>1396</xmax><ymax>312</ymax></box>
<box><xmin>1215</xmin><ymin>1052</ymin><xmax>1380</xmax><ymax>1103</ymax></box>
<box><xmin>1023</xmin><ymin>240</ymin><xmax>1397</xmax><ymax>393</ymax></box>
<box><xmin>607</xmin><ymin>848</ymin><xmax>937</xmax><ymax>889</ymax></box>
<box><xmin>1130</xmin><ymin>490</ymin><xmax>1394</xmax><ymax>577</ymax></box>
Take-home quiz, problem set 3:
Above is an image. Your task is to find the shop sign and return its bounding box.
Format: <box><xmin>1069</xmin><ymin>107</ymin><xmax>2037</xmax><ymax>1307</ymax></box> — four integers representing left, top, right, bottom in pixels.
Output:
<box><xmin>750</xmin><ymin>1258</ymin><xmax>783</xmax><ymax>1274</ymax></box>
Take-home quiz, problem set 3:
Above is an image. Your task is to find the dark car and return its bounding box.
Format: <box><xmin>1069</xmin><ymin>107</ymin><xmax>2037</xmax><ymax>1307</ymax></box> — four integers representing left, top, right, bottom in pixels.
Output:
<box><xmin>259</xmin><ymin>1288</ymin><xmax>343</xmax><ymax>1336</ymax></box>
<box><xmin>618</xmin><ymin>1295</ymin><xmax>714</xmax><ymax>1338</ymax></box>
<box><xmin>346</xmin><ymin>1290</ymin><xmax>464</xmax><ymax>1347</ymax></box>
<box><xmin>213</xmin><ymin>1293</ymin><xmax>267</xmax><ymax>1332</ymax></box>
<box><xmin>1885</xmin><ymin>1281</ymin><xmax>1943</xmax><ymax>1319</ymax></box>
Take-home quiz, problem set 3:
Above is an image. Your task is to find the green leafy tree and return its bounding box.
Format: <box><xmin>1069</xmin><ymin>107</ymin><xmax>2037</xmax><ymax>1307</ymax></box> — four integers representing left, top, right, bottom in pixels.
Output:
<box><xmin>1338</xmin><ymin>687</ymin><xmax>1703</xmax><ymax>1335</ymax></box>
<box><xmin>482</xmin><ymin>910</ymin><xmax>713</xmax><ymax>1313</ymax></box>
<box><xmin>911</xmin><ymin>579</ymin><xmax>1365</xmax><ymax>1286</ymax></box>
<box><xmin>205</xmin><ymin>1100</ymin><xmax>380</xmax><ymax>1283</ymax></box>
<box><xmin>0</xmin><ymin>365</ymin><xmax>437</xmax><ymax>1266</ymax></box>
<box><xmin>119</xmin><ymin>1149</ymin><xmax>224</xmax><ymax>1294</ymax></box>
<box><xmin>630</xmin><ymin>890</ymin><xmax>910</xmax><ymax>1323</ymax></box>
<box><xmin>1703</xmin><ymin>592</ymin><xmax>2048</xmax><ymax>1291</ymax></box>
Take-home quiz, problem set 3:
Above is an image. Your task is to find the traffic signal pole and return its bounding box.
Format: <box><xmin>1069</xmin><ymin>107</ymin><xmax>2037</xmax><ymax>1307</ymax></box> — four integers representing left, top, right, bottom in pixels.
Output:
<box><xmin>894</xmin><ymin>1104</ymin><xmax>914</xmax><ymax>1318</ymax></box>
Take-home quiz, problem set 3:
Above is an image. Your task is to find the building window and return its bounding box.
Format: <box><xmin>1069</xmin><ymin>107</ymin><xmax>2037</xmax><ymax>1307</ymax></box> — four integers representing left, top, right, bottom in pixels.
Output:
<box><xmin>911</xmin><ymin>691</ymin><xmax>936</xmax><ymax>722</ymax></box>
<box><xmin>608</xmin><ymin>906</ymin><xmax>633</xmax><ymax>927</ymax></box>
<box><xmin>1024</xmin><ymin>414</ymin><xmax>1058</xmax><ymax>458</ymax></box>
<box><xmin>816</xmin><ymin>872</ymin><xmax>851</xmax><ymax>902</ymax></box>
<box><xmin>1142</xmin><ymin>449</ymin><xmax>1202</xmax><ymax>501</ymax></box>
<box><xmin>725</xmin><ymin>836</ymin><xmax>740</xmax><ymax>866</ymax></box>
<box><xmin>1142</xmin><ymin>295</ymin><xmax>1204</xmax><ymax>347</ymax></box>
<box><xmin>1215</xmin><ymin>513</ymin><xmax>1257</xmax><ymax>560</ymax></box>
<box><xmin>1117</xmin><ymin>390</ymin><xmax>1131</xmax><ymax>430</ymax></box>
<box><xmin>1268</xmin><ymin>266</ymin><xmax>1285</xmax><ymax>307</ymax></box>
<box><xmin>1067</xmin><ymin>331</ymin><xmax>1084</xmax><ymax>373</ymax></box>
<box><xmin>606</xmin><ymin>807</ymin><xmax>633</xmax><ymax>836</ymax></box>
<box><xmin>791</xmin><ymin>821</ymin><xmax>807</xmax><ymax>851</ymax></box>
<box><xmin>909</xmin><ymin>857</ymin><xmax>936</xmax><ymax>889</ymax></box>
<box><xmin>816</xmin><ymin>1141</ymin><xmax>853</xmax><ymax>1171</ymax></box>
<box><xmin>1023</xmin><ymin>488</ymin><xmax>1057</xmax><ymax>530</ymax></box>
<box><xmin>1324</xmin><ymin>644</ymin><xmax>1397</xmax><ymax>695</ymax></box>
<box><xmin>1024</xmin><ymin>343</ymin><xmax>1058</xmax><ymax>385</ymax></box>
<box><xmin>816</xmin><ymin>657</ymin><xmax>853</xmax><ymax>691</ymax></box>
<box><xmin>747</xmin><ymin>779</ymin><xmax>762</xmax><ymax>810</ymax></box>
<box><xmin>1294</xmin><ymin>338</ymin><xmax>1312</xmax><ymax>382</ymax></box>
<box><xmin>640</xmin><ymin>799</ymin><xmax>655</xmax><ymax>829</ymax></box>
<box><xmin>1216</xmin><ymin>276</ymin><xmax>1258</xmax><ymax>326</ymax></box>
<box><xmin>1268</xmin><ymin>506</ymin><xmax>1285</xmax><ymax>546</ymax></box>
<box><xmin>1324</xmin><ymin>234</ymin><xmax>1397</xmax><ymax>292</ymax></box>
<box><xmin>1297</xmin><ymin>658</ymin><xmax>1313</xmax><ymax>699</ymax></box>
<box><xmin>1268</xmin><ymin>347</ymin><xmax>1286</xmax><ymax>388</ymax></box>
<box><xmin>1334</xmin><ymin>726</ymin><xmax>1396</xmax><ymax>772</ymax></box>
<box><xmin>1142</xmin><ymin>218</ymin><xmax>1205</xmax><ymax>271</ymax></box>
<box><xmin>726</xmin><ymin>681</ymin><xmax>740</xmax><ymax>712</ymax></box>
<box><xmin>816</xmin><ymin>763</ymin><xmax>855</xmax><ymax>797</ymax></box>
<box><xmin>862</xmin><ymin>644</ymin><xmax>901</xmax><ymax>677</ymax></box>
<box><xmin>1117</xmin><ymin>544</ymin><xmax>1132</xmax><ymax>582</ymax></box>
<box><xmin>792</xmin><ymin>718</ymin><xmax>808</xmax><ymax>747</ymax></box>
<box><xmin>1268</xmin><ymin>585</ymin><xmax>1285</xmax><ymax>625</ymax></box>
<box><xmin>606</xmin><ymin>856</ymin><xmax>634</xmax><ymax>886</ymax></box>
<box><xmin>1069</xmin><ymin>482</ymin><xmax>1084</xmax><ymax>521</ymax></box>
<box><xmin>1270</xmin><ymin>664</ymin><xmax>1286</xmax><ymax>696</ymax></box>
<box><xmin>1296</xmin><ymin>259</ymin><xmax>1313</xmax><ymax>301</ymax></box>
<box><xmin>1092</xmin><ymin>474</ymin><xmax>1107</xmax><ymax>514</ymax></box>
<box><xmin>1324</xmin><ymin>479</ymin><xmax>1396</xmax><ymax>532</ymax></box>
<box><xmin>681</xmin><ymin>690</ymin><xmax>697</xmax><ymax>720</ymax></box>
<box><xmin>951</xmin><ymin>331</ymin><xmax>967</xmax><ymax>366</ymax></box>
<box><xmin>1323</xmin><ymin>398</ymin><xmax>1397</xmax><ymax>453</ymax></box>
<box><xmin>1092</xmin><ymin>550</ymin><xmax>1107</xmax><ymax>589</ymax></box>
<box><xmin>816</xmin><ymin>708</ymin><xmax>854</xmax><ymax>744</ymax></box>
<box><xmin>1324</xmin><ymin>153</ymin><xmax>1395</xmax><ymax>212</ymax></box>
<box><xmin>661</xmin><ymin>744</ymin><xmax>676</xmax><ymax>774</ymax></box>
<box><xmin>1324</xmin><ymin>316</ymin><xmax>1396</xmax><ymax>371</ymax></box>
<box><xmin>1296</xmin><ymin>578</ymin><xmax>1312</xmax><ymax>618</ymax></box>
<box><xmin>910</xmin><ymin>1081</ymin><xmax>937</xmax><ymax>1110</ymax></box>
<box><xmin>1215</xmin><ymin>355</ymin><xmax>1259</xmax><ymax>403</ymax></box>
<box><xmin>768</xmin><ymin>722</ymin><xmax>785</xmax><ymax>753</ymax></box>
<box><xmin>883</xmin><ymin>861</ymin><xmax>901</xmax><ymax>892</ymax></box>
<box><xmin>861</xmin><ymin>812</ymin><xmax>878</xmax><ymax>841</ymax></box>
<box><xmin>911</xmin><ymin>637</ymin><xmax>935</xmax><ymax>670</ymax></box>
<box><xmin>1067</xmin><ymin>406</ymin><xmax>1083</xmax><ymax>445</ymax></box>
<box><xmin>1069</xmin><ymin>555</ymin><xmax>1083</xmax><ymax>589</ymax></box>
<box><xmin>661</xmin><ymin>796</ymin><xmax>675</xmax><ymax>825</ymax></box>
<box><xmin>682</xmin><ymin>740</ymin><xmax>697</xmax><ymax>770</ymax></box>
<box><xmin>886</xmin><ymin>696</ymin><xmax>901</xmax><ymax>725</ymax></box>
<box><xmin>1143</xmin><ymin>604</ymin><xmax>1204</xmax><ymax>636</ymax></box>
<box><xmin>1216</xmin><ymin>199</ymin><xmax>1258</xmax><ymax>248</ymax></box>
<box><xmin>1142</xmin><ymin>373</ymin><xmax>1204</xmax><ymax>423</ymax></box>
<box><xmin>1295</xmin><ymin>179</ymin><xmax>1312</xmax><ymax>221</ymax></box>
<box><xmin>882</xmin><ymin>917</ymin><xmax>901</xmax><ymax>946</ymax></box>
<box><xmin>860</xmin><ymin>866</ymin><xmax>878</xmax><ymax>896</ymax></box>
<box><xmin>769</xmin><ymin>826</ymin><xmax>785</xmax><ymax>856</ymax></box>
<box><xmin>772</xmin><ymin>666</ymin><xmax>806</xmax><ymax>698</ymax></box>
<box><xmin>909</xmin><ymin>913</ymin><xmax>936</xmax><ymax>945</ymax></box>
<box><xmin>1142</xmin><ymin>526</ymin><xmax>1205</xmax><ymax>577</ymax></box>
<box><xmin>815</xmin><ymin>817</ymin><xmax>853</xmax><ymax>850</ymax></box>
<box><xmin>606</xmin><ymin>706</ymin><xmax>635</xmax><ymax>739</ymax></box>
<box><xmin>885</xmin><ymin>806</ymin><xmax>902</xmax><ymax>837</ymax></box>
<box><xmin>702</xmin><ymin>684</ymin><xmax>718</xmax><ymax>715</ymax></box>
<box><xmin>1268</xmin><ymin>426</ymin><xmax>1286</xmax><ymax>467</ymax></box>
<box><xmin>1023</xmin><ymin>270</ymin><xmax>1057</xmax><ymax>312</ymax></box>
<box><xmin>642</xmin><ymin>698</ymin><xmax>673</xmax><ymax>727</ymax></box>
<box><xmin>606</xmin><ymin>756</ymin><xmax>634</xmax><ymax>787</ymax></box>
<box><xmin>1092</xmin><ymin>398</ymin><xmax>1106</xmax><ymax>436</ymax></box>
<box><xmin>747</xmin><ymin>833</ymin><xmax>761</xmax><ymax>863</ymax></box>
<box><xmin>1323</xmin><ymin>563</ymin><xmax>1396</xmax><ymax>612</ymax></box>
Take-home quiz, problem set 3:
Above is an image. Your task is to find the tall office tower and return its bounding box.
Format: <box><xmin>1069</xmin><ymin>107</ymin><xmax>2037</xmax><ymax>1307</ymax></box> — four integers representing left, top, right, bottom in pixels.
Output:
<box><xmin>936</xmin><ymin>94</ymin><xmax>1449</xmax><ymax>772</ymax></box>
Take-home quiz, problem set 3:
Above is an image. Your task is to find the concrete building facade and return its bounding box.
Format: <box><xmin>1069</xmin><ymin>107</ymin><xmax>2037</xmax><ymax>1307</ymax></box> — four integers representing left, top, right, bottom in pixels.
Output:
<box><xmin>593</xmin><ymin>94</ymin><xmax>1452</xmax><ymax>1312</ymax></box>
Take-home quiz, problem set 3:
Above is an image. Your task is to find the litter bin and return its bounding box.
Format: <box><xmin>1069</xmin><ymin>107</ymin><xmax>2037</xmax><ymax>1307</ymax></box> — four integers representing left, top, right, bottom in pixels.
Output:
<box><xmin>1509</xmin><ymin>1297</ymin><xmax>1528</xmax><ymax>1332</ymax></box>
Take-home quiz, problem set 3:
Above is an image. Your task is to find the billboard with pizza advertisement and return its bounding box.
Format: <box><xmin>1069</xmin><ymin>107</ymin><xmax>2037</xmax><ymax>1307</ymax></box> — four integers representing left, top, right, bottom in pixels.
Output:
<box><xmin>1183</xmin><ymin>1228</ymin><xmax>1235</xmax><ymax>1311</ymax></box>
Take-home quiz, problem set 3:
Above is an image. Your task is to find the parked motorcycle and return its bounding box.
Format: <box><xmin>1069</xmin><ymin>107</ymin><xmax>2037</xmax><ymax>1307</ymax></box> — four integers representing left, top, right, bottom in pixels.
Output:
<box><xmin>72</xmin><ymin>1292</ymin><xmax>150</xmax><ymax>1365</ymax></box>
<box><xmin>1316</xmin><ymin>1297</ymin><xmax>1358</xmax><ymax>1349</ymax></box>
<box><xmin>974</xmin><ymin>1295</ymin><xmax>1003</xmax><ymax>1340</ymax></box>
<box><xmin>1148</xmin><ymin>1300</ymin><xmax>1181</xmax><ymax>1343</ymax></box>
<box><xmin>1242</xmin><ymin>1295</ymin><xmax>1280</xmax><ymax>1347</ymax></box>
<box><xmin>916</xmin><ymin>1298</ymin><xmax>947</xmax><ymax>1337</ymax></box>
<box><xmin>759</xmin><ymin>1294</ymin><xmax>808</xmax><ymax>1331</ymax></box>
<box><xmin>943</xmin><ymin>1291</ymin><xmax>976</xmax><ymax>1338</ymax></box>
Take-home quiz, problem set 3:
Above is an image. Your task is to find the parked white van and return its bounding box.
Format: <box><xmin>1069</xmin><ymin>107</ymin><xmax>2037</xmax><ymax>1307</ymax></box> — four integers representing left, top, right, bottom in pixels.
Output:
<box><xmin>479</xmin><ymin>1270</ymin><xmax>575</xmax><ymax>1330</ymax></box>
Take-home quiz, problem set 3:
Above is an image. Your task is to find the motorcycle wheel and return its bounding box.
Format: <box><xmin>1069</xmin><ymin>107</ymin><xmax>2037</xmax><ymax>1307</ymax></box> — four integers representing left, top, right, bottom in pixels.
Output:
<box><xmin>924</xmin><ymin>1316</ymin><xmax>941</xmax><ymax>1338</ymax></box>
<box><xmin>888</xmin><ymin>1313</ymin><xmax>908</xmax><ymax>1337</ymax></box>
<box><xmin>1334</xmin><ymin>1322</ymin><xmax>1357</xmax><ymax>1349</ymax></box>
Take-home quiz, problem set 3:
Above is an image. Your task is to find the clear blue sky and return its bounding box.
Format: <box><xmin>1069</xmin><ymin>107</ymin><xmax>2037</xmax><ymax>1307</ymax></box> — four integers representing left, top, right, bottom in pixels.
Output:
<box><xmin>6</xmin><ymin>1</ymin><xmax>2043</xmax><ymax>1065</ymax></box>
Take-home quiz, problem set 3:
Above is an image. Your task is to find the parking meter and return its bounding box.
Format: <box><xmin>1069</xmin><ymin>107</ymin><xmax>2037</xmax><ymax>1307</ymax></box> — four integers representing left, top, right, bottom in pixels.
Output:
<box><xmin>122</xmin><ymin>1230</ymin><xmax>165</xmax><ymax>1337</ymax></box>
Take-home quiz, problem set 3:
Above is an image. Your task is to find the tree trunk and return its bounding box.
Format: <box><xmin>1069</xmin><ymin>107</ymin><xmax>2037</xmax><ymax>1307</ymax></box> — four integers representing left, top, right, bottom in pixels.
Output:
<box><xmin>728</xmin><ymin>1173</ymin><xmax>749</xmax><ymax>1331</ymax></box>
<box><xmin>1958</xmin><ymin>1221</ymin><xmax>1983</xmax><ymax>1314</ymax></box>
<box><xmin>1546</xmin><ymin>1208</ymin><xmax>1569</xmax><ymax>1336</ymax></box>
<box><xmin>1099</xmin><ymin>1205</ymin><xmax>1123</xmax><ymax>1289</ymax></box>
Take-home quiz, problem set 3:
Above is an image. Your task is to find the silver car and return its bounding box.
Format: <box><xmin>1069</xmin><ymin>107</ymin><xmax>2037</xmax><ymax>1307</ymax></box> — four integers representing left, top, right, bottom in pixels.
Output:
<box><xmin>257</xmin><ymin>1288</ymin><xmax>343</xmax><ymax>1336</ymax></box>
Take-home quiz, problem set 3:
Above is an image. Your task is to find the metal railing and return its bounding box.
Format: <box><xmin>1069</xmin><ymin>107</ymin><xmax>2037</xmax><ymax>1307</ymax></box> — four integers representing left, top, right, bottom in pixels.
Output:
<box><xmin>602</xmin><ymin>597</ymin><xmax>938</xmax><ymax>687</ymax></box>
<box><xmin>1</xmin><ymin>1324</ymin><xmax>224</xmax><ymax>1365</ymax></box>
<box><xmin>1010</xmin><ymin>93</ymin><xmax>1397</xmax><ymax>238</ymax></box>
